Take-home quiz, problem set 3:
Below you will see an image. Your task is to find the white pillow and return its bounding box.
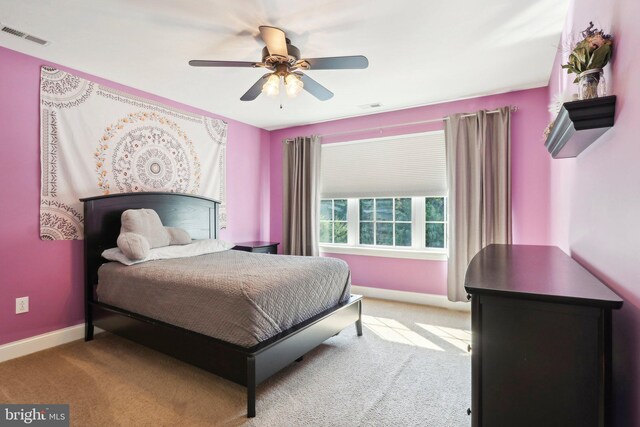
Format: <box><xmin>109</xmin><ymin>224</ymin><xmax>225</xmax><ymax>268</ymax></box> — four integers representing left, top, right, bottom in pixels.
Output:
<box><xmin>102</xmin><ymin>239</ymin><xmax>235</xmax><ymax>266</ymax></box>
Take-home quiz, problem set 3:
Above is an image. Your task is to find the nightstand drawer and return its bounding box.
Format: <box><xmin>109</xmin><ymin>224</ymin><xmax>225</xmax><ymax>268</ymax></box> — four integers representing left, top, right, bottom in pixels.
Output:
<box><xmin>250</xmin><ymin>245</ymin><xmax>277</xmax><ymax>254</ymax></box>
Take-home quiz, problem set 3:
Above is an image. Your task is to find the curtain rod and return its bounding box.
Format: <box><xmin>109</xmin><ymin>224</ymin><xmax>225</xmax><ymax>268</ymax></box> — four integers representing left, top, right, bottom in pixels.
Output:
<box><xmin>316</xmin><ymin>106</ymin><xmax>518</xmax><ymax>140</ymax></box>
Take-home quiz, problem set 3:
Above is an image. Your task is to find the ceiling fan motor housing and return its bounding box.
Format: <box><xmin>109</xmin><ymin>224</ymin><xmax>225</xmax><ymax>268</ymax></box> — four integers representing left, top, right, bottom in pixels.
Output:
<box><xmin>261</xmin><ymin>40</ymin><xmax>300</xmax><ymax>67</ymax></box>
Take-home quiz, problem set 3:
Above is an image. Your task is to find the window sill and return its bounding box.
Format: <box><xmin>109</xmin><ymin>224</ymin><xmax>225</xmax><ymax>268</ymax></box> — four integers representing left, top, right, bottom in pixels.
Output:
<box><xmin>319</xmin><ymin>244</ymin><xmax>448</xmax><ymax>261</ymax></box>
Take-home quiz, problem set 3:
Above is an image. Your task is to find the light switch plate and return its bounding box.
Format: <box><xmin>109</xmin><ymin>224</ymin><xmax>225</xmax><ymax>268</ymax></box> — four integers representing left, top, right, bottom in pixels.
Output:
<box><xmin>16</xmin><ymin>297</ymin><xmax>29</xmax><ymax>314</ymax></box>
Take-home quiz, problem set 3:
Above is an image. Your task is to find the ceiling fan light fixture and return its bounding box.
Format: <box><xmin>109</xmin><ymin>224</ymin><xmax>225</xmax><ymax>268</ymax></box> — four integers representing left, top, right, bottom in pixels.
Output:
<box><xmin>284</xmin><ymin>73</ymin><xmax>304</xmax><ymax>98</ymax></box>
<box><xmin>262</xmin><ymin>74</ymin><xmax>280</xmax><ymax>97</ymax></box>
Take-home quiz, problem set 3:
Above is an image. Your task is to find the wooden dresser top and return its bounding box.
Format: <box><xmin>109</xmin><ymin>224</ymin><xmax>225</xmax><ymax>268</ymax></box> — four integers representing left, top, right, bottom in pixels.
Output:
<box><xmin>465</xmin><ymin>244</ymin><xmax>623</xmax><ymax>309</ymax></box>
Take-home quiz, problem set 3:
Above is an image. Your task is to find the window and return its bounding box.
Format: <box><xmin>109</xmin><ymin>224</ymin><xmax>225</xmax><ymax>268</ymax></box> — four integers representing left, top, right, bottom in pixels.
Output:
<box><xmin>319</xmin><ymin>197</ymin><xmax>448</xmax><ymax>256</ymax></box>
<box><xmin>320</xmin><ymin>199</ymin><xmax>348</xmax><ymax>244</ymax></box>
<box><xmin>425</xmin><ymin>197</ymin><xmax>447</xmax><ymax>248</ymax></box>
<box><xmin>319</xmin><ymin>131</ymin><xmax>447</xmax><ymax>259</ymax></box>
<box><xmin>359</xmin><ymin>198</ymin><xmax>412</xmax><ymax>247</ymax></box>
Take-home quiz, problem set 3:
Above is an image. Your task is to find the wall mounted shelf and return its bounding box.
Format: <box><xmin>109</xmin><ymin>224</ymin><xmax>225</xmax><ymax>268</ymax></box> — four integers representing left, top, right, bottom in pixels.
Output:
<box><xmin>545</xmin><ymin>95</ymin><xmax>616</xmax><ymax>158</ymax></box>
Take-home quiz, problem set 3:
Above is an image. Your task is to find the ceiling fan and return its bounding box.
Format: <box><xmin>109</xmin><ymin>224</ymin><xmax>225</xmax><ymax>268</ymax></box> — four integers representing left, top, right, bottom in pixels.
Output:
<box><xmin>189</xmin><ymin>26</ymin><xmax>369</xmax><ymax>102</ymax></box>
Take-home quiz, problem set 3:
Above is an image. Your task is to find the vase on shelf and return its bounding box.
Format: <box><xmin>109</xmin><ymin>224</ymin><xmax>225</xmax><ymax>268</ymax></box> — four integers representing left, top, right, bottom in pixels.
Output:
<box><xmin>577</xmin><ymin>68</ymin><xmax>606</xmax><ymax>100</ymax></box>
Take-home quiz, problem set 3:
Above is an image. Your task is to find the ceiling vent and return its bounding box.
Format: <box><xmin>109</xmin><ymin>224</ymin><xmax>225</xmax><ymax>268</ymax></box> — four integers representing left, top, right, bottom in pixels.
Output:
<box><xmin>0</xmin><ymin>24</ymin><xmax>49</xmax><ymax>46</ymax></box>
<box><xmin>358</xmin><ymin>102</ymin><xmax>382</xmax><ymax>110</ymax></box>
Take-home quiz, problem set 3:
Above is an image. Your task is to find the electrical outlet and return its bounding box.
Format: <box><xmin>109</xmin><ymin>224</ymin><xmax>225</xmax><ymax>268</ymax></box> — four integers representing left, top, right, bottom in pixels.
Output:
<box><xmin>16</xmin><ymin>297</ymin><xmax>29</xmax><ymax>314</ymax></box>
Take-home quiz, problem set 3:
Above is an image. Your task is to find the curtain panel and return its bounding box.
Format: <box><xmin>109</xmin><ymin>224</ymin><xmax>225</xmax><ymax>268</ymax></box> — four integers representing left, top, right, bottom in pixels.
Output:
<box><xmin>445</xmin><ymin>107</ymin><xmax>512</xmax><ymax>302</ymax></box>
<box><xmin>282</xmin><ymin>136</ymin><xmax>321</xmax><ymax>256</ymax></box>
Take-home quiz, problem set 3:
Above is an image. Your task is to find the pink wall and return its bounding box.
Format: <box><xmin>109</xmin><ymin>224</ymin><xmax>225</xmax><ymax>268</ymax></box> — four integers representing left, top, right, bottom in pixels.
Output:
<box><xmin>0</xmin><ymin>46</ymin><xmax>270</xmax><ymax>346</ymax></box>
<box><xmin>270</xmin><ymin>87</ymin><xmax>551</xmax><ymax>295</ymax></box>
<box><xmin>547</xmin><ymin>0</ymin><xmax>640</xmax><ymax>425</ymax></box>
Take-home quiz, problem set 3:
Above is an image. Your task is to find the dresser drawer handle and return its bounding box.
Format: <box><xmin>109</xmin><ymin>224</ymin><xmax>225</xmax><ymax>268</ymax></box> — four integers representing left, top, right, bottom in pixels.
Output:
<box><xmin>467</xmin><ymin>408</ymin><xmax>471</xmax><ymax>416</ymax></box>
<box><xmin>467</xmin><ymin>344</ymin><xmax>472</xmax><ymax>353</ymax></box>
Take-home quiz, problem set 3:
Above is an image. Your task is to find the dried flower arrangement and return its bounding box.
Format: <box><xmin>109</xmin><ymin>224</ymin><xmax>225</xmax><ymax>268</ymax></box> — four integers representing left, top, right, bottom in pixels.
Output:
<box><xmin>562</xmin><ymin>22</ymin><xmax>613</xmax><ymax>82</ymax></box>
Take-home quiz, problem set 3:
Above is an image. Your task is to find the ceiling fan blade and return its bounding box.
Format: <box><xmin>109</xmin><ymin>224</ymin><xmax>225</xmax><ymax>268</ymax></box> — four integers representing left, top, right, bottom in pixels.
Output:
<box><xmin>259</xmin><ymin>26</ymin><xmax>288</xmax><ymax>58</ymax></box>
<box><xmin>240</xmin><ymin>73</ymin><xmax>272</xmax><ymax>101</ymax></box>
<box><xmin>298</xmin><ymin>73</ymin><xmax>334</xmax><ymax>101</ymax></box>
<box><xmin>302</xmin><ymin>56</ymin><xmax>369</xmax><ymax>70</ymax></box>
<box><xmin>189</xmin><ymin>60</ymin><xmax>259</xmax><ymax>68</ymax></box>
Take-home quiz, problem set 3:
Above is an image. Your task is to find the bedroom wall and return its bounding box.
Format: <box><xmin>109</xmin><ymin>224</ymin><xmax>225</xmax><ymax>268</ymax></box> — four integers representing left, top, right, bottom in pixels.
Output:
<box><xmin>0</xmin><ymin>46</ymin><xmax>270</xmax><ymax>346</ymax></box>
<box><xmin>269</xmin><ymin>87</ymin><xmax>551</xmax><ymax>295</ymax></box>
<box><xmin>547</xmin><ymin>0</ymin><xmax>640</xmax><ymax>424</ymax></box>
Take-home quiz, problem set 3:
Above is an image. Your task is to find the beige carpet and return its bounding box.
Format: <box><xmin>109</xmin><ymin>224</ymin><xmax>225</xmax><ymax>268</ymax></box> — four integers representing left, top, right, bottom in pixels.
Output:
<box><xmin>0</xmin><ymin>298</ymin><xmax>471</xmax><ymax>427</ymax></box>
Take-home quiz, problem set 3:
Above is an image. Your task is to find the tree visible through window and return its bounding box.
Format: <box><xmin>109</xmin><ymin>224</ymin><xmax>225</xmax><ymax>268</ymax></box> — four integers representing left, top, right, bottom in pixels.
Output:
<box><xmin>425</xmin><ymin>197</ymin><xmax>446</xmax><ymax>248</ymax></box>
<box><xmin>320</xmin><ymin>199</ymin><xmax>348</xmax><ymax>244</ymax></box>
<box><xmin>359</xmin><ymin>198</ymin><xmax>412</xmax><ymax>247</ymax></box>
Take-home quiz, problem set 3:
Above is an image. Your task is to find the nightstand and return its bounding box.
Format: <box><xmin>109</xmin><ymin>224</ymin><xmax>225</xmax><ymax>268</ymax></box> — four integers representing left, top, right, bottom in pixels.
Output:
<box><xmin>232</xmin><ymin>241</ymin><xmax>280</xmax><ymax>254</ymax></box>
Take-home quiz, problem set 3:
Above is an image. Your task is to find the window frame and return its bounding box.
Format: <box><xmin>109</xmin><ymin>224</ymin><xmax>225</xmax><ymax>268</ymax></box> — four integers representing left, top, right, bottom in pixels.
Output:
<box><xmin>319</xmin><ymin>196</ymin><xmax>448</xmax><ymax>261</ymax></box>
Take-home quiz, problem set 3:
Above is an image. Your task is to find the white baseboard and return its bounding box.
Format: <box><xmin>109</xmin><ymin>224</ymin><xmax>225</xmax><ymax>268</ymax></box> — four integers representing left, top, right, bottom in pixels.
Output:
<box><xmin>0</xmin><ymin>324</ymin><xmax>103</xmax><ymax>363</ymax></box>
<box><xmin>351</xmin><ymin>285</ymin><xmax>470</xmax><ymax>312</ymax></box>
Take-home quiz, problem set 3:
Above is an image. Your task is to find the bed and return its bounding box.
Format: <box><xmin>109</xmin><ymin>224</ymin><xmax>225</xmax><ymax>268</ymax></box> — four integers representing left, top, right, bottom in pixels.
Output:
<box><xmin>81</xmin><ymin>192</ymin><xmax>363</xmax><ymax>418</ymax></box>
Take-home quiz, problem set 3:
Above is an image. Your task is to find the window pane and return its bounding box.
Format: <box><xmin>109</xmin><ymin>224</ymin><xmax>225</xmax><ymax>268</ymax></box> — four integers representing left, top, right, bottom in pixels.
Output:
<box><xmin>395</xmin><ymin>198</ymin><xmax>412</xmax><ymax>222</ymax></box>
<box><xmin>320</xmin><ymin>222</ymin><xmax>332</xmax><ymax>243</ymax></box>
<box><xmin>359</xmin><ymin>199</ymin><xmax>374</xmax><ymax>221</ymax></box>
<box><xmin>376</xmin><ymin>199</ymin><xmax>393</xmax><ymax>221</ymax></box>
<box><xmin>426</xmin><ymin>223</ymin><xmax>445</xmax><ymax>248</ymax></box>
<box><xmin>334</xmin><ymin>221</ymin><xmax>348</xmax><ymax>243</ymax></box>
<box><xmin>334</xmin><ymin>199</ymin><xmax>348</xmax><ymax>221</ymax></box>
<box><xmin>395</xmin><ymin>223</ymin><xmax>412</xmax><ymax>246</ymax></box>
<box><xmin>360</xmin><ymin>222</ymin><xmax>374</xmax><ymax>244</ymax></box>
<box><xmin>320</xmin><ymin>200</ymin><xmax>333</xmax><ymax>221</ymax></box>
<box><xmin>376</xmin><ymin>222</ymin><xmax>393</xmax><ymax>245</ymax></box>
<box><xmin>425</xmin><ymin>197</ymin><xmax>445</xmax><ymax>221</ymax></box>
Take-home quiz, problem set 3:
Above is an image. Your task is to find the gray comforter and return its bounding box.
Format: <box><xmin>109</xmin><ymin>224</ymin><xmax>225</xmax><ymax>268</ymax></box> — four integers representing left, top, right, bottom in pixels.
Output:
<box><xmin>97</xmin><ymin>250</ymin><xmax>351</xmax><ymax>347</ymax></box>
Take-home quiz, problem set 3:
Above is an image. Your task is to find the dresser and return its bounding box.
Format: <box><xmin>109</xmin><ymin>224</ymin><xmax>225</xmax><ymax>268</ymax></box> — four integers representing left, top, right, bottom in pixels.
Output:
<box><xmin>232</xmin><ymin>241</ymin><xmax>279</xmax><ymax>254</ymax></box>
<box><xmin>464</xmin><ymin>244</ymin><xmax>623</xmax><ymax>427</ymax></box>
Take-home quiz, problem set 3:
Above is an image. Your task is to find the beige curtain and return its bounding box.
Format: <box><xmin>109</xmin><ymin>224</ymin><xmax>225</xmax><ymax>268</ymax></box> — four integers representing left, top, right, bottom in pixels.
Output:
<box><xmin>282</xmin><ymin>136</ymin><xmax>321</xmax><ymax>256</ymax></box>
<box><xmin>445</xmin><ymin>107</ymin><xmax>512</xmax><ymax>302</ymax></box>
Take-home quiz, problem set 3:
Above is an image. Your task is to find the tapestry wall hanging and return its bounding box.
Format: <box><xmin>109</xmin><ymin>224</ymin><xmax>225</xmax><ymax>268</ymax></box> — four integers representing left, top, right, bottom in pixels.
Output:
<box><xmin>39</xmin><ymin>66</ymin><xmax>228</xmax><ymax>240</ymax></box>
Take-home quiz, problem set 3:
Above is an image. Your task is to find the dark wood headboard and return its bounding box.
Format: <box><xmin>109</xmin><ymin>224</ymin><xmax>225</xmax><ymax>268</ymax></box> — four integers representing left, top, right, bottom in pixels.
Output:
<box><xmin>80</xmin><ymin>192</ymin><xmax>220</xmax><ymax>302</ymax></box>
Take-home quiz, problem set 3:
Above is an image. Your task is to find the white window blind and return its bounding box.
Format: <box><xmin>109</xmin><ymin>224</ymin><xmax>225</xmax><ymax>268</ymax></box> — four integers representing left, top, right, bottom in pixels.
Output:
<box><xmin>320</xmin><ymin>131</ymin><xmax>447</xmax><ymax>198</ymax></box>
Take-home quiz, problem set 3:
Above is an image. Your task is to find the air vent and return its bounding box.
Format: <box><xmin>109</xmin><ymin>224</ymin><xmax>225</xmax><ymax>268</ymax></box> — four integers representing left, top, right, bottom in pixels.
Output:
<box><xmin>358</xmin><ymin>102</ymin><xmax>382</xmax><ymax>110</ymax></box>
<box><xmin>1</xmin><ymin>25</ymin><xmax>49</xmax><ymax>45</ymax></box>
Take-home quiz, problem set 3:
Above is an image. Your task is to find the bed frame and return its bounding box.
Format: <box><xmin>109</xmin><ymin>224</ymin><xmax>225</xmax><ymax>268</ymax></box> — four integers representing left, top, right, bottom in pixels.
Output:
<box><xmin>81</xmin><ymin>192</ymin><xmax>362</xmax><ymax>418</ymax></box>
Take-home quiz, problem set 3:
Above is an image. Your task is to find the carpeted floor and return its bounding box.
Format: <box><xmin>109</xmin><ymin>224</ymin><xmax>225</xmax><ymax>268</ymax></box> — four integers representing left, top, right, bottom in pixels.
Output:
<box><xmin>0</xmin><ymin>298</ymin><xmax>471</xmax><ymax>427</ymax></box>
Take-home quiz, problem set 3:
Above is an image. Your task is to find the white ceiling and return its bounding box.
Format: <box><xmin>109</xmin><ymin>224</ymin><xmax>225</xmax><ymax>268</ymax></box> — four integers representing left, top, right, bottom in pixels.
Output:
<box><xmin>0</xmin><ymin>0</ymin><xmax>569</xmax><ymax>130</ymax></box>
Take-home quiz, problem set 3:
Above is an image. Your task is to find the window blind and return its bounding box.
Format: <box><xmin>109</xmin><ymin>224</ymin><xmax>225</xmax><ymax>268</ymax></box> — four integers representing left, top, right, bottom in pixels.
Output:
<box><xmin>320</xmin><ymin>131</ymin><xmax>447</xmax><ymax>198</ymax></box>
